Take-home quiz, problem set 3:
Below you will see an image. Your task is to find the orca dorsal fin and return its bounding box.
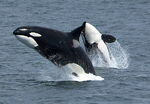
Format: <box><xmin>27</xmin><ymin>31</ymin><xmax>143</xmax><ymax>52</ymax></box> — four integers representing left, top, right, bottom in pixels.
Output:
<box><xmin>70</xmin><ymin>22</ymin><xmax>86</xmax><ymax>41</ymax></box>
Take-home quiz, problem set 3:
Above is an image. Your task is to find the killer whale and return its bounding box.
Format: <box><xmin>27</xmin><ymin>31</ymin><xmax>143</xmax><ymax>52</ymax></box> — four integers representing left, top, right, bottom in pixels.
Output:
<box><xmin>81</xmin><ymin>22</ymin><xmax>116</xmax><ymax>65</ymax></box>
<box><xmin>13</xmin><ymin>24</ymin><xmax>95</xmax><ymax>75</ymax></box>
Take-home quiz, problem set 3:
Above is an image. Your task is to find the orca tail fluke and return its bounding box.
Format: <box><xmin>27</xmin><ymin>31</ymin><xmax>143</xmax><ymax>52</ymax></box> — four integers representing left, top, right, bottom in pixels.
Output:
<box><xmin>102</xmin><ymin>34</ymin><xmax>116</xmax><ymax>43</ymax></box>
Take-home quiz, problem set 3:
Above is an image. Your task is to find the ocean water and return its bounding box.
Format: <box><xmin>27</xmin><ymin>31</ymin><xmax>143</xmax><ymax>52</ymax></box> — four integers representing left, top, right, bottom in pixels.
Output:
<box><xmin>0</xmin><ymin>0</ymin><xmax>150</xmax><ymax>104</ymax></box>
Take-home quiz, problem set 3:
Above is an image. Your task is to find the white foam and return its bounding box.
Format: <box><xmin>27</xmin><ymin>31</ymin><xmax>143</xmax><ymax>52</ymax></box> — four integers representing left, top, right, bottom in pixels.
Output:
<box><xmin>71</xmin><ymin>73</ymin><xmax>104</xmax><ymax>82</ymax></box>
<box><xmin>38</xmin><ymin>61</ymin><xmax>104</xmax><ymax>82</ymax></box>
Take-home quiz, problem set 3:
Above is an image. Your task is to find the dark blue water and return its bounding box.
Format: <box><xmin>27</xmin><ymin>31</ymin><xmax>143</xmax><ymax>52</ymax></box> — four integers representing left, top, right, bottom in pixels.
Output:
<box><xmin>0</xmin><ymin>0</ymin><xmax>150</xmax><ymax>104</ymax></box>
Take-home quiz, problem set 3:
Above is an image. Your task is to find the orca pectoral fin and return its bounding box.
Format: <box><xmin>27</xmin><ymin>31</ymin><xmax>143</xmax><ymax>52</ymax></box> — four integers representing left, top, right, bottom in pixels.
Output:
<box><xmin>102</xmin><ymin>34</ymin><xmax>116</xmax><ymax>43</ymax></box>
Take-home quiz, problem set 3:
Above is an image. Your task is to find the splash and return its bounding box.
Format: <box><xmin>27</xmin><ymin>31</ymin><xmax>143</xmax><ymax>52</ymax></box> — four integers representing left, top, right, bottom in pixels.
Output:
<box><xmin>71</xmin><ymin>73</ymin><xmax>104</xmax><ymax>82</ymax></box>
<box><xmin>38</xmin><ymin>62</ymin><xmax>104</xmax><ymax>82</ymax></box>
<box><xmin>87</xmin><ymin>41</ymin><xmax>129</xmax><ymax>69</ymax></box>
<box><xmin>107</xmin><ymin>41</ymin><xmax>129</xmax><ymax>69</ymax></box>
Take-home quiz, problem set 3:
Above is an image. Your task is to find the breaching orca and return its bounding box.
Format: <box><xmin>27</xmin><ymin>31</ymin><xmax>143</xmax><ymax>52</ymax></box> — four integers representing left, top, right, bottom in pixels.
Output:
<box><xmin>81</xmin><ymin>22</ymin><xmax>116</xmax><ymax>65</ymax></box>
<box><xmin>13</xmin><ymin>24</ymin><xmax>95</xmax><ymax>76</ymax></box>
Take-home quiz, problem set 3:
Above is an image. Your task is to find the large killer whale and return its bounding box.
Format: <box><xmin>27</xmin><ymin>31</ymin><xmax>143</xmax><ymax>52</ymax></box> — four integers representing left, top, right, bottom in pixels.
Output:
<box><xmin>13</xmin><ymin>24</ymin><xmax>95</xmax><ymax>76</ymax></box>
<box><xmin>81</xmin><ymin>22</ymin><xmax>116</xmax><ymax>65</ymax></box>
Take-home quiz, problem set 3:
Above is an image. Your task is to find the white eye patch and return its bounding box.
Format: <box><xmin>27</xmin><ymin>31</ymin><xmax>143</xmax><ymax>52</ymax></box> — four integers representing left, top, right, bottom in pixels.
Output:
<box><xmin>19</xmin><ymin>28</ymin><xmax>28</xmax><ymax>31</ymax></box>
<box><xmin>30</xmin><ymin>32</ymin><xmax>42</xmax><ymax>37</ymax></box>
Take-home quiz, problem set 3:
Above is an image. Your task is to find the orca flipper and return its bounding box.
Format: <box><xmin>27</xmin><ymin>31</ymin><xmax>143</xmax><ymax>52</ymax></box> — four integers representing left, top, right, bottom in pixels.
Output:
<box><xmin>102</xmin><ymin>34</ymin><xmax>116</xmax><ymax>43</ymax></box>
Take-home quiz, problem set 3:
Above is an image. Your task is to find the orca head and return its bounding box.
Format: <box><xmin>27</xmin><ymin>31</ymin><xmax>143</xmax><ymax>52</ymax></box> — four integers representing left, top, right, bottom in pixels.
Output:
<box><xmin>82</xmin><ymin>22</ymin><xmax>102</xmax><ymax>44</ymax></box>
<box><xmin>81</xmin><ymin>22</ymin><xmax>116</xmax><ymax>50</ymax></box>
<box><xmin>81</xmin><ymin>22</ymin><xmax>117</xmax><ymax>65</ymax></box>
<box><xmin>13</xmin><ymin>26</ymin><xmax>42</xmax><ymax>49</ymax></box>
<box><xmin>81</xmin><ymin>22</ymin><xmax>102</xmax><ymax>51</ymax></box>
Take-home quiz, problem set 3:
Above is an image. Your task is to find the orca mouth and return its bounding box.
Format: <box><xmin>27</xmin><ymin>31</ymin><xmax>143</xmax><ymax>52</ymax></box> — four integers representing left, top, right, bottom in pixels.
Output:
<box><xmin>13</xmin><ymin>29</ymin><xmax>21</xmax><ymax>35</ymax></box>
<box><xmin>13</xmin><ymin>27</ymin><xmax>29</xmax><ymax>36</ymax></box>
<box><xmin>82</xmin><ymin>30</ymin><xmax>86</xmax><ymax>40</ymax></box>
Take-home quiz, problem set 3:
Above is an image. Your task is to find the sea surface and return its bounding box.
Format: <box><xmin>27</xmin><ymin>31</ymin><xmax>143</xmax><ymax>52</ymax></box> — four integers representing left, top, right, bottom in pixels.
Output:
<box><xmin>0</xmin><ymin>0</ymin><xmax>150</xmax><ymax>104</ymax></box>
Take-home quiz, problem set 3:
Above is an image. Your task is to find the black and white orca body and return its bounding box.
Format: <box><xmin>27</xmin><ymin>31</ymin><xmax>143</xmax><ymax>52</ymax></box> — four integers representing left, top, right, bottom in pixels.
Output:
<box><xmin>13</xmin><ymin>25</ymin><xmax>95</xmax><ymax>75</ymax></box>
<box><xmin>82</xmin><ymin>22</ymin><xmax>116</xmax><ymax>65</ymax></box>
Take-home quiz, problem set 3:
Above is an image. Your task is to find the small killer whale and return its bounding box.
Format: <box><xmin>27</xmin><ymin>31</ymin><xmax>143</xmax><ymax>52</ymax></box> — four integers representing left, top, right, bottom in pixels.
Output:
<box><xmin>81</xmin><ymin>22</ymin><xmax>116</xmax><ymax>65</ymax></box>
<box><xmin>13</xmin><ymin>24</ymin><xmax>95</xmax><ymax>76</ymax></box>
